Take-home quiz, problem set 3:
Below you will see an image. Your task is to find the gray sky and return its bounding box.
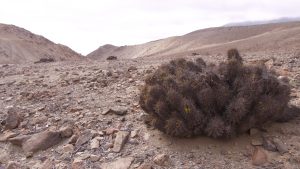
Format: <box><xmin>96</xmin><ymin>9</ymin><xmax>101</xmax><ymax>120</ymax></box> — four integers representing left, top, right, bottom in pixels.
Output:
<box><xmin>1</xmin><ymin>0</ymin><xmax>300</xmax><ymax>55</ymax></box>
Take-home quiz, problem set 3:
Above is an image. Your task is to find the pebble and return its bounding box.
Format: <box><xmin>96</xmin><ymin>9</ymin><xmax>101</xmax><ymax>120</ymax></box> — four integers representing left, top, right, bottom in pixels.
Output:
<box><xmin>153</xmin><ymin>153</ymin><xmax>169</xmax><ymax>166</ymax></box>
<box><xmin>113</xmin><ymin>131</ymin><xmax>130</xmax><ymax>152</ymax></box>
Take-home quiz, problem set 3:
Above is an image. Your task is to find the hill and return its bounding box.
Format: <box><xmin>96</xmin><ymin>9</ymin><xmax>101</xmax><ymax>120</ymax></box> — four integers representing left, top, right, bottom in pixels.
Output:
<box><xmin>87</xmin><ymin>22</ymin><xmax>300</xmax><ymax>60</ymax></box>
<box><xmin>0</xmin><ymin>23</ymin><xmax>83</xmax><ymax>64</ymax></box>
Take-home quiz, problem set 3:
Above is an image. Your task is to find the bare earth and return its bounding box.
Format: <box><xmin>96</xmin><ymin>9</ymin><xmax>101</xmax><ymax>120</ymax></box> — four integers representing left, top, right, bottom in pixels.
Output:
<box><xmin>0</xmin><ymin>22</ymin><xmax>300</xmax><ymax>169</ymax></box>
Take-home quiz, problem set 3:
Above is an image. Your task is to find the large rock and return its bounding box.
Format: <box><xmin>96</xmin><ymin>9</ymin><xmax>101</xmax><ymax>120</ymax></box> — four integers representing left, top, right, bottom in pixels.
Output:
<box><xmin>8</xmin><ymin>128</ymin><xmax>71</xmax><ymax>155</ymax></box>
<box><xmin>252</xmin><ymin>147</ymin><xmax>268</xmax><ymax>166</ymax></box>
<box><xmin>22</xmin><ymin>130</ymin><xmax>63</xmax><ymax>154</ymax></box>
<box><xmin>113</xmin><ymin>131</ymin><xmax>130</xmax><ymax>152</ymax></box>
<box><xmin>101</xmin><ymin>157</ymin><xmax>134</xmax><ymax>169</ymax></box>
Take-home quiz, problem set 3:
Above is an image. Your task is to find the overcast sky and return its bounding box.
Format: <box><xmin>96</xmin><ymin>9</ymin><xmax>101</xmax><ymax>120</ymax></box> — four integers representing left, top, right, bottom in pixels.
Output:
<box><xmin>1</xmin><ymin>0</ymin><xmax>300</xmax><ymax>55</ymax></box>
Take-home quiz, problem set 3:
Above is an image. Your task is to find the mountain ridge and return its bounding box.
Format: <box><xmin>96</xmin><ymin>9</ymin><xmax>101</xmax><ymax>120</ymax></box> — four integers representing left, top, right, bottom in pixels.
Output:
<box><xmin>87</xmin><ymin>21</ymin><xmax>300</xmax><ymax>60</ymax></box>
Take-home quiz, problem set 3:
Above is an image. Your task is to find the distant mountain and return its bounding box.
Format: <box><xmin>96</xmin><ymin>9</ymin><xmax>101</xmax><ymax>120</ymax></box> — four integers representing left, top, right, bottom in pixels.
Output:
<box><xmin>0</xmin><ymin>23</ymin><xmax>83</xmax><ymax>64</ymax></box>
<box><xmin>224</xmin><ymin>17</ymin><xmax>300</xmax><ymax>27</ymax></box>
<box><xmin>87</xmin><ymin>44</ymin><xmax>118</xmax><ymax>60</ymax></box>
<box><xmin>87</xmin><ymin>21</ymin><xmax>300</xmax><ymax>60</ymax></box>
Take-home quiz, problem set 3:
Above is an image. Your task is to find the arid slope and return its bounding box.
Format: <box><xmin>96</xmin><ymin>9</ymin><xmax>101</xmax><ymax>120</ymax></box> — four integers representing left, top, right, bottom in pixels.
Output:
<box><xmin>88</xmin><ymin>22</ymin><xmax>300</xmax><ymax>60</ymax></box>
<box><xmin>0</xmin><ymin>23</ymin><xmax>83</xmax><ymax>64</ymax></box>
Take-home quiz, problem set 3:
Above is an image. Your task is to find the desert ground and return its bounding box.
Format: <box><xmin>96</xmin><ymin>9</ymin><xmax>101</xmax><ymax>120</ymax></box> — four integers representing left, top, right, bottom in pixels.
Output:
<box><xmin>1</xmin><ymin>22</ymin><xmax>300</xmax><ymax>169</ymax></box>
<box><xmin>0</xmin><ymin>50</ymin><xmax>300</xmax><ymax>169</ymax></box>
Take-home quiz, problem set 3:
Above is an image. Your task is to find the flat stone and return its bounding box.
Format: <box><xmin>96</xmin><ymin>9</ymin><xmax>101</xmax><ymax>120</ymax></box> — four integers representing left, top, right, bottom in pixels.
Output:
<box><xmin>251</xmin><ymin>137</ymin><xmax>263</xmax><ymax>146</ymax></box>
<box><xmin>90</xmin><ymin>138</ymin><xmax>100</xmax><ymax>149</ymax></box>
<box><xmin>0</xmin><ymin>131</ymin><xmax>18</xmax><ymax>142</ymax></box>
<box><xmin>90</xmin><ymin>155</ymin><xmax>100</xmax><ymax>162</ymax></box>
<box><xmin>103</xmin><ymin>107</ymin><xmax>128</xmax><ymax>116</ymax></box>
<box><xmin>273</xmin><ymin>138</ymin><xmax>288</xmax><ymax>154</ymax></box>
<box><xmin>252</xmin><ymin>147</ymin><xmax>268</xmax><ymax>166</ymax></box>
<box><xmin>250</xmin><ymin>128</ymin><xmax>260</xmax><ymax>136</ymax></box>
<box><xmin>75</xmin><ymin>130</ymin><xmax>94</xmax><ymax>147</ymax></box>
<box><xmin>62</xmin><ymin>144</ymin><xmax>74</xmax><ymax>153</ymax></box>
<box><xmin>113</xmin><ymin>131</ymin><xmax>130</xmax><ymax>153</ymax></box>
<box><xmin>22</xmin><ymin>130</ymin><xmax>63</xmax><ymax>153</ymax></box>
<box><xmin>101</xmin><ymin>157</ymin><xmax>134</xmax><ymax>169</ymax></box>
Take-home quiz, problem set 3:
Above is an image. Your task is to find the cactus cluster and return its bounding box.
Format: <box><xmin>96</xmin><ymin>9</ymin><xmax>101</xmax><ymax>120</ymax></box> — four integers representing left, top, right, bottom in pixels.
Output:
<box><xmin>140</xmin><ymin>49</ymin><xmax>298</xmax><ymax>138</ymax></box>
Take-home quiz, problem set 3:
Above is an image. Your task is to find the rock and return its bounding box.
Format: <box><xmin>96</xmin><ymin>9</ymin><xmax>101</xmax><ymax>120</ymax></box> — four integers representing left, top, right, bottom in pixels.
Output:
<box><xmin>72</xmin><ymin>159</ymin><xmax>84</xmax><ymax>169</ymax></box>
<box><xmin>153</xmin><ymin>154</ymin><xmax>169</xmax><ymax>166</ymax></box>
<box><xmin>90</xmin><ymin>138</ymin><xmax>100</xmax><ymax>149</ymax></box>
<box><xmin>75</xmin><ymin>130</ymin><xmax>94</xmax><ymax>147</ymax></box>
<box><xmin>130</xmin><ymin>129</ymin><xmax>139</xmax><ymax>138</ymax></box>
<box><xmin>262</xmin><ymin>136</ymin><xmax>277</xmax><ymax>152</ymax></box>
<box><xmin>5</xmin><ymin>108</ymin><xmax>21</xmax><ymax>129</ymax></box>
<box><xmin>0</xmin><ymin>131</ymin><xmax>18</xmax><ymax>142</ymax></box>
<box><xmin>22</xmin><ymin>130</ymin><xmax>63</xmax><ymax>153</ymax></box>
<box><xmin>62</xmin><ymin>144</ymin><xmax>74</xmax><ymax>153</ymax></box>
<box><xmin>40</xmin><ymin>159</ymin><xmax>55</xmax><ymax>169</ymax></box>
<box><xmin>104</xmin><ymin>107</ymin><xmax>128</xmax><ymax>116</ymax></box>
<box><xmin>103</xmin><ymin>142</ymin><xmax>114</xmax><ymax>150</ymax></box>
<box><xmin>113</xmin><ymin>131</ymin><xmax>130</xmax><ymax>152</ymax></box>
<box><xmin>101</xmin><ymin>157</ymin><xmax>134</xmax><ymax>169</ymax></box>
<box><xmin>128</xmin><ymin>66</ymin><xmax>137</xmax><ymax>72</ymax></box>
<box><xmin>6</xmin><ymin>161</ymin><xmax>22</xmax><ymax>169</ymax></box>
<box><xmin>250</xmin><ymin>128</ymin><xmax>260</xmax><ymax>136</ymax></box>
<box><xmin>273</xmin><ymin>138</ymin><xmax>288</xmax><ymax>154</ymax></box>
<box><xmin>90</xmin><ymin>155</ymin><xmax>100</xmax><ymax>162</ymax></box>
<box><xmin>68</xmin><ymin>135</ymin><xmax>78</xmax><ymax>144</ymax></box>
<box><xmin>251</xmin><ymin>137</ymin><xmax>263</xmax><ymax>146</ymax></box>
<box><xmin>76</xmin><ymin>153</ymin><xmax>90</xmax><ymax>160</ymax></box>
<box><xmin>252</xmin><ymin>147</ymin><xmax>268</xmax><ymax>166</ymax></box>
<box><xmin>0</xmin><ymin>149</ymin><xmax>9</xmax><ymax>164</ymax></box>
<box><xmin>8</xmin><ymin>135</ymin><xmax>30</xmax><ymax>146</ymax></box>
<box><xmin>104</xmin><ymin>128</ymin><xmax>119</xmax><ymax>135</ymax></box>
<box><xmin>137</xmin><ymin>163</ymin><xmax>153</xmax><ymax>169</ymax></box>
<box><xmin>60</xmin><ymin>125</ymin><xmax>73</xmax><ymax>138</ymax></box>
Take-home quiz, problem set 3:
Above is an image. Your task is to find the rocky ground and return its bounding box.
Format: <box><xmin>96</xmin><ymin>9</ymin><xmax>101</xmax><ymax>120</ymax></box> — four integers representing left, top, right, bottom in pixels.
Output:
<box><xmin>0</xmin><ymin>53</ymin><xmax>300</xmax><ymax>169</ymax></box>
